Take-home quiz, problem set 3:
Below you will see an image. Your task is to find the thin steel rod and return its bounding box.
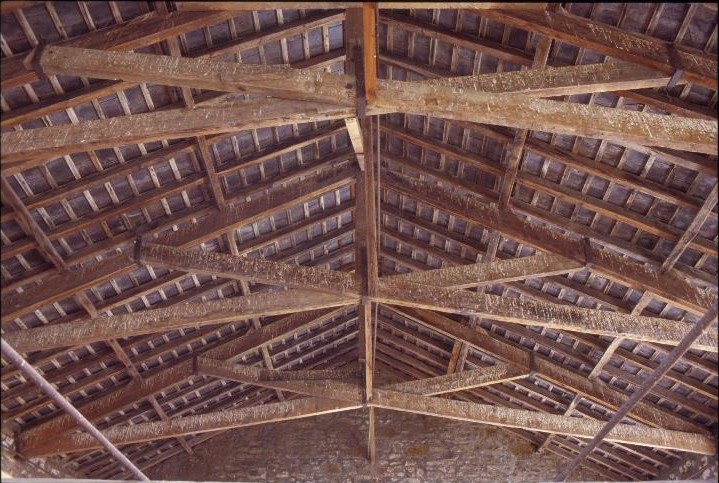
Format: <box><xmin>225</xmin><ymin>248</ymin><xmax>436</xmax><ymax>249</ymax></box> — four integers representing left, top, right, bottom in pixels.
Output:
<box><xmin>554</xmin><ymin>305</ymin><xmax>719</xmax><ymax>481</ymax></box>
<box><xmin>0</xmin><ymin>338</ymin><xmax>150</xmax><ymax>481</ymax></box>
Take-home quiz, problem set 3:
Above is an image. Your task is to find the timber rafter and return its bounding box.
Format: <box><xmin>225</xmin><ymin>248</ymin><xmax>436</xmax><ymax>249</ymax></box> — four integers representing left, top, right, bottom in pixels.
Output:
<box><xmin>1</xmin><ymin>2</ymin><xmax>716</xmax><ymax>480</ymax></box>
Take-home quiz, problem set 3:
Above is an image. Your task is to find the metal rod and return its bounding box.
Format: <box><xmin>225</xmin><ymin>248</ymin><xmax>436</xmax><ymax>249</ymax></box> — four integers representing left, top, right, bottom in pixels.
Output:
<box><xmin>553</xmin><ymin>305</ymin><xmax>719</xmax><ymax>481</ymax></box>
<box><xmin>0</xmin><ymin>339</ymin><xmax>150</xmax><ymax>481</ymax></box>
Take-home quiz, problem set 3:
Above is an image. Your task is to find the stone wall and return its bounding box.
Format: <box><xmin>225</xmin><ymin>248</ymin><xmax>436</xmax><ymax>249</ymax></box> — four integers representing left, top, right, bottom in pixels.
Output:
<box><xmin>149</xmin><ymin>408</ymin><xmax>596</xmax><ymax>482</ymax></box>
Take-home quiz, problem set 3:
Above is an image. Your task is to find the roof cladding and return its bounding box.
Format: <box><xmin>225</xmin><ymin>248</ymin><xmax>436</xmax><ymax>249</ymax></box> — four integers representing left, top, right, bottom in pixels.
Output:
<box><xmin>0</xmin><ymin>1</ymin><xmax>717</xmax><ymax>481</ymax></box>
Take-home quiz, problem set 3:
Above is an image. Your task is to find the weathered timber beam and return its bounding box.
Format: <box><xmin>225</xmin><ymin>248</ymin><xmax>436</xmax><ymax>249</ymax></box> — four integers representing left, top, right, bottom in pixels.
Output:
<box><xmin>1</xmin><ymin>12</ymin><xmax>346</xmax><ymax>130</ymax></box>
<box><xmin>196</xmin><ymin>357</ymin><xmax>363</xmax><ymax>402</ymax></box>
<box><xmin>4</xmin><ymin>289</ymin><xmax>357</xmax><ymax>353</ymax></box>
<box><xmin>138</xmin><ymin>243</ymin><xmax>360</xmax><ymax>297</ymax></box>
<box><xmin>176</xmin><ymin>2</ymin><xmax>547</xmax><ymax>11</ymax></box>
<box><xmin>382</xmin><ymin>363</ymin><xmax>528</xmax><ymax>396</ymax></box>
<box><xmin>418</xmin><ymin>61</ymin><xmax>680</xmax><ymax>97</ymax></box>
<box><xmin>36</xmin><ymin>46</ymin><xmax>354</xmax><ymax>106</ymax></box>
<box><xmin>0</xmin><ymin>100</ymin><xmax>356</xmax><ymax>164</ymax></box>
<box><xmin>370</xmin><ymin>389</ymin><xmax>715</xmax><ymax>454</ymax></box>
<box><xmin>389</xmin><ymin>306</ymin><xmax>708</xmax><ymax>435</ymax></box>
<box><xmin>375</xmin><ymin>79</ymin><xmax>717</xmax><ymax>155</ymax></box>
<box><xmin>1</xmin><ymin>168</ymin><xmax>355</xmax><ymax>322</ymax></box>
<box><xmin>376</xmin><ymin>279</ymin><xmax>717</xmax><ymax>352</ymax></box>
<box><xmin>478</xmin><ymin>8</ymin><xmax>718</xmax><ymax>90</ymax></box>
<box><xmin>381</xmin><ymin>172</ymin><xmax>717</xmax><ymax>316</ymax></box>
<box><xmin>17</xmin><ymin>306</ymin><xmax>351</xmax><ymax>453</ymax></box>
<box><xmin>23</xmin><ymin>398</ymin><xmax>361</xmax><ymax>457</ymax></box>
<box><xmin>384</xmin><ymin>253</ymin><xmax>583</xmax><ymax>289</ymax></box>
<box><xmin>0</xmin><ymin>10</ymin><xmax>235</xmax><ymax>90</ymax></box>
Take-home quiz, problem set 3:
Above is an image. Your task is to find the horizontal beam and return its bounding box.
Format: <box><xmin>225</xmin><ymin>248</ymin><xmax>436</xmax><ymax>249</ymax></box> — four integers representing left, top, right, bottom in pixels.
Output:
<box><xmin>138</xmin><ymin>243</ymin><xmax>360</xmax><ymax>296</ymax></box>
<box><xmin>384</xmin><ymin>253</ymin><xmax>583</xmax><ymax>288</ymax></box>
<box><xmin>376</xmin><ymin>279</ymin><xmax>717</xmax><ymax>352</ymax></box>
<box><xmin>419</xmin><ymin>61</ymin><xmax>680</xmax><ymax>97</ymax></box>
<box><xmin>18</xmin><ymin>307</ymin><xmax>351</xmax><ymax>455</ymax></box>
<box><xmin>1</xmin><ymin>100</ymin><xmax>356</xmax><ymax>164</ymax></box>
<box><xmin>376</xmin><ymin>80</ymin><xmax>718</xmax><ymax>155</ymax></box>
<box><xmin>36</xmin><ymin>46</ymin><xmax>354</xmax><ymax>106</ymax></box>
<box><xmin>382</xmin><ymin>363</ymin><xmax>528</xmax><ymax>396</ymax></box>
<box><xmin>390</xmin><ymin>306</ymin><xmax>708</xmax><ymax>434</ymax></box>
<box><xmin>1</xmin><ymin>168</ymin><xmax>354</xmax><ymax>322</ymax></box>
<box><xmin>196</xmin><ymin>357</ymin><xmax>363</xmax><ymax>402</ymax></box>
<box><xmin>3</xmin><ymin>289</ymin><xmax>357</xmax><ymax>353</ymax></box>
<box><xmin>381</xmin><ymin>172</ymin><xmax>717</xmax><ymax>316</ymax></box>
<box><xmin>370</xmin><ymin>389</ymin><xmax>716</xmax><ymax>454</ymax></box>
<box><xmin>25</xmin><ymin>397</ymin><xmax>361</xmax><ymax>456</ymax></box>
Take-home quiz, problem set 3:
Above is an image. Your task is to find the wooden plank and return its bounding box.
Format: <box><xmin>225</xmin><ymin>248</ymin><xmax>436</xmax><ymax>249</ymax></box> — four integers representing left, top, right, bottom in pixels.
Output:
<box><xmin>37</xmin><ymin>46</ymin><xmax>354</xmax><ymax>106</ymax></box>
<box><xmin>24</xmin><ymin>398</ymin><xmax>361</xmax><ymax>457</ymax></box>
<box><xmin>1</xmin><ymin>99</ymin><xmax>355</xmax><ymax>164</ymax></box>
<box><xmin>382</xmin><ymin>363</ymin><xmax>527</xmax><ymax>396</ymax></box>
<box><xmin>18</xmin><ymin>307</ymin><xmax>350</xmax><ymax>453</ymax></box>
<box><xmin>389</xmin><ymin>306</ymin><xmax>708</xmax><ymax>434</ymax></box>
<box><xmin>478</xmin><ymin>8</ymin><xmax>718</xmax><ymax>90</ymax></box>
<box><xmin>384</xmin><ymin>253</ymin><xmax>583</xmax><ymax>289</ymax></box>
<box><xmin>376</xmin><ymin>279</ymin><xmax>717</xmax><ymax>352</ymax></box>
<box><xmin>370</xmin><ymin>389</ymin><xmax>715</xmax><ymax>454</ymax></box>
<box><xmin>419</xmin><ymin>61</ymin><xmax>679</xmax><ymax>97</ymax></box>
<box><xmin>375</xmin><ymin>80</ymin><xmax>718</xmax><ymax>155</ymax></box>
<box><xmin>138</xmin><ymin>243</ymin><xmax>360</xmax><ymax>296</ymax></box>
<box><xmin>381</xmin><ymin>172</ymin><xmax>717</xmax><ymax>316</ymax></box>
<box><xmin>4</xmin><ymin>289</ymin><xmax>356</xmax><ymax>353</ymax></box>
<box><xmin>1</xmin><ymin>10</ymin><xmax>235</xmax><ymax>90</ymax></box>
<box><xmin>196</xmin><ymin>357</ymin><xmax>362</xmax><ymax>402</ymax></box>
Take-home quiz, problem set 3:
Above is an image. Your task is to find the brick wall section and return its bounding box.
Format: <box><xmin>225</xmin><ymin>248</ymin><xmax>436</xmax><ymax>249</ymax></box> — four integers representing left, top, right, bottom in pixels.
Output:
<box><xmin>149</xmin><ymin>409</ymin><xmax>597</xmax><ymax>482</ymax></box>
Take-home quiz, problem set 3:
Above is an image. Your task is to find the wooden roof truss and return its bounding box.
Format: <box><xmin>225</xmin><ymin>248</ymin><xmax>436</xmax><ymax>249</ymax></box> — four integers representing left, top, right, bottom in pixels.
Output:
<box><xmin>1</xmin><ymin>2</ymin><xmax>717</xmax><ymax>480</ymax></box>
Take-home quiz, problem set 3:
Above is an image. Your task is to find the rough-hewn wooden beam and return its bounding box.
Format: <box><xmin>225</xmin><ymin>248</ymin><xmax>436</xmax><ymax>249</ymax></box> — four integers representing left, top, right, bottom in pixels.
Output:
<box><xmin>36</xmin><ymin>46</ymin><xmax>354</xmax><ymax>106</ymax></box>
<box><xmin>1</xmin><ymin>168</ymin><xmax>355</xmax><ymax>323</ymax></box>
<box><xmin>377</xmin><ymin>279</ymin><xmax>716</xmax><ymax>352</ymax></box>
<box><xmin>197</xmin><ymin>357</ymin><xmax>363</xmax><ymax>402</ymax></box>
<box><xmin>370</xmin><ymin>389</ymin><xmax>715</xmax><ymax>454</ymax></box>
<box><xmin>0</xmin><ymin>12</ymin><xmax>346</xmax><ymax>130</ymax></box>
<box><xmin>345</xmin><ymin>118</ymin><xmax>365</xmax><ymax>169</ymax></box>
<box><xmin>419</xmin><ymin>61</ymin><xmax>679</xmax><ymax>97</ymax></box>
<box><xmin>478</xmin><ymin>8</ymin><xmax>718</xmax><ymax>90</ymax></box>
<box><xmin>138</xmin><ymin>243</ymin><xmax>360</xmax><ymax>296</ymax></box>
<box><xmin>1</xmin><ymin>100</ymin><xmax>355</xmax><ymax>164</ymax></box>
<box><xmin>4</xmin><ymin>290</ymin><xmax>356</xmax><ymax>353</ymax></box>
<box><xmin>381</xmin><ymin>172</ymin><xmax>717</xmax><ymax>316</ymax></box>
<box><xmin>17</xmin><ymin>307</ymin><xmax>350</xmax><ymax>454</ymax></box>
<box><xmin>0</xmin><ymin>10</ymin><xmax>235</xmax><ymax>90</ymax></box>
<box><xmin>384</xmin><ymin>253</ymin><xmax>583</xmax><ymax>289</ymax></box>
<box><xmin>375</xmin><ymin>80</ymin><xmax>717</xmax><ymax>155</ymax></box>
<box><xmin>389</xmin><ymin>306</ymin><xmax>707</xmax><ymax>434</ymax></box>
<box><xmin>383</xmin><ymin>363</ymin><xmax>528</xmax><ymax>396</ymax></box>
<box><xmin>24</xmin><ymin>398</ymin><xmax>361</xmax><ymax>457</ymax></box>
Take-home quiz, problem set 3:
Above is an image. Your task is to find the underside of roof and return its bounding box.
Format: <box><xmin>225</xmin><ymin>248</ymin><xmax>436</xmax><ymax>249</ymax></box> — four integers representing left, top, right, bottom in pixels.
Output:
<box><xmin>1</xmin><ymin>1</ymin><xmax>717</xmax><ymax>481</ymax></box>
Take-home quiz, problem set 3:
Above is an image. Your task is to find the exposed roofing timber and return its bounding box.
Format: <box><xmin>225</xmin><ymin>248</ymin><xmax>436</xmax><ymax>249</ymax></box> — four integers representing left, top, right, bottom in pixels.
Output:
<box><xmin>0</xmin><ymin>2</ymin><xmax>716</xmax><ymax>480</ymax></box>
